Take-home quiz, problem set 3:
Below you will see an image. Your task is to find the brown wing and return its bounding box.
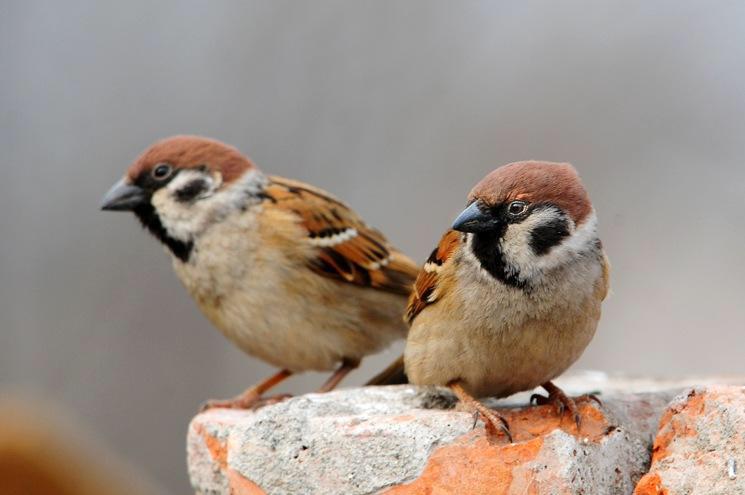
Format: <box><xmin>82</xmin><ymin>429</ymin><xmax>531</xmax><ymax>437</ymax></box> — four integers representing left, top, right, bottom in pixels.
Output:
<box><xmin>405</xmin><ymin>229</ymin><xmax>461</xmax><ymax>324</ymax></box>
<box><xmin>264</xmin><ymin>176</ymin><xmax>418</xmax><ymax>295</ymax></box>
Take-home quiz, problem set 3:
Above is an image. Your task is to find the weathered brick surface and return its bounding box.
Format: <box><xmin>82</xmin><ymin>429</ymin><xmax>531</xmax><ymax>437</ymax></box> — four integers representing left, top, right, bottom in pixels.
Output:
<box><xmin>187</xmin><ymin>377</ymin><xmax>745</xmax><ymax>495</ymax></box>
<box><xmin>189</xmin><ymin>375</ymin><xmax>715</xmax><ymax>495</ymax></box>
<box><xmin>633</xmin><ymin>386</ymin><xmax>745</xmax><ymax>495</ymax></box>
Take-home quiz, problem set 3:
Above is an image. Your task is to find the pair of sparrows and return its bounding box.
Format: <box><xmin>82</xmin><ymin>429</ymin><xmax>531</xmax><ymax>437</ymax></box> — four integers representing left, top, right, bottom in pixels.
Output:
<box><xmin>101</xmin><ymin>135</ymin><xmax>609</xmax><ymax>440</ymax></box>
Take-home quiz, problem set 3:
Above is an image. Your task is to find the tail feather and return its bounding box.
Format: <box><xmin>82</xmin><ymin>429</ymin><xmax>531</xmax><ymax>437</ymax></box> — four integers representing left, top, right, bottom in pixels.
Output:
<box><xmin>365</xmin><ymin>355</ymin><xmax>408</xmax><ymax>386</ymax></box>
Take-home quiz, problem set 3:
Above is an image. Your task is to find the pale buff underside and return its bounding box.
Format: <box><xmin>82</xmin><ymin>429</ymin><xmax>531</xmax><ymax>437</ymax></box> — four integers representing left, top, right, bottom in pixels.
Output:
<box><xmin>404</xmin><ymin>248</ymin><xmax>609</xmax><ymax>398</ymax></box>
<box><xmin>171</xmin><ymin>205</ymin><xmax>409</xmax><ymax>372</ymax></box>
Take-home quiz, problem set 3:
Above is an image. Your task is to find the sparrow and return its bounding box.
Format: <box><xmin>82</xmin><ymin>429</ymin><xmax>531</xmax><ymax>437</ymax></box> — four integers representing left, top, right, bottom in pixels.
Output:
<box><xmin>403</xmin><ymin>161</ymin><xmax>610</xmax><ymax>441</ymax></box>
<box><xmin>101</xmin><ymin>135</ymin><xmax>418</xmax><ymax>409</ymax></box>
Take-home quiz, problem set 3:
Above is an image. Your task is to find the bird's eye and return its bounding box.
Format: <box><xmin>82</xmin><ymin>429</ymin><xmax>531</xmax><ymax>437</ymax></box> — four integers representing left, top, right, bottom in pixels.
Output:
<box><xmin>507</xmin><ymin>200</ymin><xmax>528</xmax><ymax>216</ymax></box>
<box><xmin>152</xmin><ymin>164</ymin><xmax>172</xmax><ymax>180</ymax></box>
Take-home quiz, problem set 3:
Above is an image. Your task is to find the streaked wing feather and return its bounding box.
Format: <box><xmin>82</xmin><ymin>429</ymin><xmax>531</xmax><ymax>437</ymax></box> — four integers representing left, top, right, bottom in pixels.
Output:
<box><xmin>265</xmin><ymin>176</ymin><xmax>417</xmax><ymax>295</ymax></box>
<box><xmin>405</xmin><ymin>230</ymin><xmax>461</xmax><ymax>324</ymax></box>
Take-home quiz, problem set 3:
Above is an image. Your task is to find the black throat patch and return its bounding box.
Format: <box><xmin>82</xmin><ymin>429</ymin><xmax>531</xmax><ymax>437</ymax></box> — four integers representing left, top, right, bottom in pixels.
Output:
<box><xmin>469</xmin><ymin>230</ymin><xmax>526</xmax><ymax>289</ymax></box>
<box><xmin>133</xmin><ymin>203</ymin><xmax>194</xmax><ymax>263</ymax></box>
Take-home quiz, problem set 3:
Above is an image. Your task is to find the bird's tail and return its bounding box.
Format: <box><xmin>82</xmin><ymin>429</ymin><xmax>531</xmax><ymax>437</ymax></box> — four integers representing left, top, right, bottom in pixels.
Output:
<box><xmin>365</xmin><ymin>354</ymin><xmax>408</xmax><ymax>386</ymax></box>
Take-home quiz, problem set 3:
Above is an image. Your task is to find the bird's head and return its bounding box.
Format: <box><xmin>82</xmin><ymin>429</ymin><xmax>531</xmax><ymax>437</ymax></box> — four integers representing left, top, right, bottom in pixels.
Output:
<box><xmin>101</xmin><ymin>135</ymin><xmax>265</xmax><ymax>261</ymax></box>
<box><xmin>452</xmin><ymin>161</ymin><xmax>599</xmax><ymax>285</ymax></box>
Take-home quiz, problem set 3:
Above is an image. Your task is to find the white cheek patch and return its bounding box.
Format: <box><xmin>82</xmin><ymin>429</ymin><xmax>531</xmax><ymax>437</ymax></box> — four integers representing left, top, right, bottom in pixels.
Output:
<box><xmin>536</xmin><ymin>210</ymin><xmax>597</xmax><ymax>269</ymax></box>
<box><xmin>151</xmin><ymin>186</ymin><xmax>201</xmax><ymax>243</ymax></box>
<box><xmin>500</xmin><ymin>207</ymin><xmax>566</xmax><ymax>272</ymax></box>
<box><xmin>152</xmin><ymin>169</ymin><xmax>267</xmax><ymax>243</ymax></box>
<box><xmin>501</xmin><ymin>209</ymin><xmax>598</xmax><ymax>280</ymax></box>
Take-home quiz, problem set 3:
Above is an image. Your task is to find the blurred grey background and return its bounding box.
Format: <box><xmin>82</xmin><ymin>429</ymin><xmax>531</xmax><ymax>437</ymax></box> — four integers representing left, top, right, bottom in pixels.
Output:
<box><xmin>2</xmin><ymin>1</ymin><xmax>745</xmax><ymax>492</ymax></box>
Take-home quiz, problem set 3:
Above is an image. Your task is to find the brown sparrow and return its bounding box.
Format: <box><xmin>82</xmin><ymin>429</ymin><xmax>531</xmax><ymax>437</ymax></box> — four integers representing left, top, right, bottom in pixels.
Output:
<box><xmin>403</xmin><ymin>161</ymin><xmax>610</xmax><ymax>441</ymax></box>
<box><xmin>101</xmin><ymin>135</ymin><xmax>418</xmax><ymax>409</ymax></box>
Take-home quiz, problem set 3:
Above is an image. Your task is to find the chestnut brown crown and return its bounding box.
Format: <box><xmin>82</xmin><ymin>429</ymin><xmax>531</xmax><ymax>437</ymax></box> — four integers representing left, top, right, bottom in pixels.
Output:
<box><xmin>468</xmin><ymin>161</ymin><xmax>592</xmax><ymax>225</ymax></box>
<box><xmin>127</xmin><ymin>135</ymin><xmax>256</xmax><ymax>184</ymax></box>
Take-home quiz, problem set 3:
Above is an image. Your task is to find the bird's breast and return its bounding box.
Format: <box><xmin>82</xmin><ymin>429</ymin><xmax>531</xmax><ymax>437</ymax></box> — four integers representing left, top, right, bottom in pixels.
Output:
<box><xmin>405</xmin><ymin>255</ymin><xmax>606</xmax><ymax>397</ymax></box>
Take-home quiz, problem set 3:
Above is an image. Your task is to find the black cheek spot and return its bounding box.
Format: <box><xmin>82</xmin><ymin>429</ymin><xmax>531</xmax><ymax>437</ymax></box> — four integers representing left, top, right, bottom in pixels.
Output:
<box><xmin>176</xmin><ymin>179</ymin><xmax>208</xmax><ymax>202</ymax></box>
<box><xmin>529</xmin><ymin>217</ymin><xmax>570</xmax><ymax>255</ymax></box>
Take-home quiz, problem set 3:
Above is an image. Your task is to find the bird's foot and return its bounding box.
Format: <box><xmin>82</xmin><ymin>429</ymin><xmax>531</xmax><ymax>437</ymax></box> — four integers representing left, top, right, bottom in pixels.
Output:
<box><xmin>530</xmin><ymin>381</ymin><xmax>584</xmax><ymax>428</ymax></box>
<box><xmin>199</xmin><ymin>369</ymin><xmax>294</xmax><ymax>413</ymax></box>
<box><xmin>479</xmin><ymin>407</ymin><xmax>513</xmax><ymax>444</ymax></box>
<box><xmin>580</xmin><ymin>392</ymin><xmax>602</xmax><ymax>406</ymax></box>
<box><xmin>200</xmin><ymin>391</ymin><xmax>260</xmax><ymax>412</ymax></box>
<box><xmin>199</xmin><ymin>392</ymin><xmax>292</xmax><ymax>412</ymax></box>
<box><xmin>248</xmin><ymin>394</ymin><xmax>293</xmax><ymax>410</ymax></box>
<box><xmin>450</xmin><ymin>381</ymin><xmax>512</xmax><ymax>444</ymax></box>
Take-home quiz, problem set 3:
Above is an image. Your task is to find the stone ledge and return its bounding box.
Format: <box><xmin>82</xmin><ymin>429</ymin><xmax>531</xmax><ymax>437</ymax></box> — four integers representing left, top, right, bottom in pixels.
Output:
<box><xmin>186</xmin><ymin>373</ymin><xmax>745</xmax><ymax>495</ymax></box>
<box><xmin>634</xmin><ymin>386</ymin><xmax>745</xmax><ymax>494</ymax></box>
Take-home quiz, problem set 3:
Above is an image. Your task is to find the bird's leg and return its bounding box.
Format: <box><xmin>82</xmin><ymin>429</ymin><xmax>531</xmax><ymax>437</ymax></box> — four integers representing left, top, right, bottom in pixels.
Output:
<box><xmin>449</xmin><ymin>381</ymin><xmax>512</xmax><ymax>443</ymax></box>
<box><xmin>201</xmin><ymin>369</ymin><xmax>293</xmax><ymax>412</ymax></box>
<box><xmin>530</xmin><ymin>381</ymin><xmax>583</xmax><ymax>428</ymax></box>
<box><xmin>317</xmin><ymin>358</ymin><xmax>360</xmax><ymax>393</ymax></box>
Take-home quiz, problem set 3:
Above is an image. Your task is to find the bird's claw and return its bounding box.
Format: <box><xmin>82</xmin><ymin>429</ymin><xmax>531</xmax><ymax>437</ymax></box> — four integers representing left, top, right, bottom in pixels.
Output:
<box><xmin>580</xmin><ymin>392</ymin><xmax>602</xmax><ymax>407</ymax></box>
<box><xmin>480</xmin><ymin>410</ymin><xmax>513</xmax><ymax>444</ymax></box>
<box><xmin>531</xmin><ymin>387</ymin><xmax>580</xmax><ymax>428</ymax></box>
<box><xmin>199</xmin><ymin>392</ymin><xmax>292</xmax><ymax>413</ymax></box>
<box><xmin>471</xmin><ymin>410</ymin><xmax>480</xmax><ymax>430</ymax></box>
<box><xmin>248</xmin><ymin>394</ymin><xmax>292</xmax><ymax>410</ymax></box>
<box><xmin>200</xmin><ymin>398</ymin><xmax>241</xmax><ymax>412</ymax></box>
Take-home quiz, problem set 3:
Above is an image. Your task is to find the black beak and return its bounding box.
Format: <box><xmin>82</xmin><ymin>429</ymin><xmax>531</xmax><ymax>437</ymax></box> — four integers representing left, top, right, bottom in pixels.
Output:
<box><xmin>452</xmin><ymin>202</ymin><xmax>501</xmax><ymax>233</ymax></box>
<box><xmin>100</xmin><ymin>178</ymin><xmax>147</xmax><ymax>211</ymax></box>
